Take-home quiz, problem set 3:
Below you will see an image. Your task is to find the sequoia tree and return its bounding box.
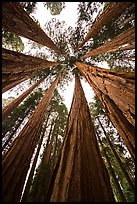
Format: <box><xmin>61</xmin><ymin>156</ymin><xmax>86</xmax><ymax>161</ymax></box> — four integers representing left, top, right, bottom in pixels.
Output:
<box><xmin>80</xmin><ymin>26</ymin><xmax>135</xmax><ymax>59</ymax></box>
<box><xmin>75</xmin><ymin>61</ymin><xmax>135</xmax><ymax>160</ymax></box>
<box><xmin>28</xmin><ymin>93</ymin><xmax>68</xmax><ymax>202</ymax></box>
<box><xmin>2</xmin><ymin>1</ymin><xmax>135</xmax><ymax>202</ymax></box>
<box><xmin>46</xmin><ymin>74</ymin><xmax>114</xmax><ymax>202</ymax></box>
<box><xmin>2</xmin><ymin>48</ymin><xmax>60</xmax><ymax>92</ymax></box>
<box><xmin>2</xmin><ymin>76</ymin><xmax>47</xmax><ymax>120</ymax></box>
<box><xmin>2</xmin><ymin>2</ymin><xmax>60</xmax><ymax>52</ymax></box>
<box><xmin>2</xmin><ymin>89</ymin><xmax>43</xmax><ymax>140</ymax></box>
<box><xmin>2</xmin><ymin>76</ymin><xmax>60</xmax><ymax>202</ymax></box>
<box><xmin>78</xmin><ymin>2</ymin><xmax>134</xmax><ymax>48</ymax></box>
<box><xmin>21</xmin><ymin>117</ymin><xmax>49</xmax><ymax>202</ymax></box>
<box><xmin>30</xmin><ymin>117</ymin><xmax>57</xmax><ymax>202</ymax></box>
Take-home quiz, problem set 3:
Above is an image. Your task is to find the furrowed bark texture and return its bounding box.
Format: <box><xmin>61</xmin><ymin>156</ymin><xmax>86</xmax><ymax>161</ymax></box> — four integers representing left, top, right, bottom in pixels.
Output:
<box><xmin>2</xmin><ymin>48</ymin><xmax>60</xmax><ymax>92</ymax></box>
<box><xmin>75</xmin><ymin>61</ymin><xmax>135</xmax><ymax>159</ymax></box>
<box><xmin>2</xmin><ymin>2</ymin><xmax>60</xmax><ymax>52</ymax></box>
<box><xmin>2</xmin><ymin>77</ymin><xmax>46</xmax><ymax>120</ymax></box>
<box><xmin>2</xmin><ymin>77</ymin><xmax>60</xmax><ymax>202</ymax></box>
<box><xmin>80</xmin><ymin>26</ymin><xmax>135</xmax><ymax>59</ymax></box>
<box><xmin>78</xmin><ymin>2</ymin><xmax>134</xmax><ymax>48</ymax></box>
<box><xmin>47</xmin><ymin>75</ymin><xmax>115</xmax><ymax>202</ymax></box>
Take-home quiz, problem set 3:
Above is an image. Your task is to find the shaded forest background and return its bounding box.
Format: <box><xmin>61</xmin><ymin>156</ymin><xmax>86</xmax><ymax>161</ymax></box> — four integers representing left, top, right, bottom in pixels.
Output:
<box><xmin>2</xmin><ymin>2</ymin><xmax>135</xmax><ymax>202</ymax></box>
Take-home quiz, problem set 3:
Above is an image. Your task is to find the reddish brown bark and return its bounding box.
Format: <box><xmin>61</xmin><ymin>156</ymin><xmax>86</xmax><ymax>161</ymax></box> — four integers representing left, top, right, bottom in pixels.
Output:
<box><xmin>46</xmin><ymin>74</ymin><xmax>115</xmax><ymax>202</ymax></box>
<box><xmin>75</xmin><ymin>61</ymin><xmax>135</xmax><ymax>126</ymax></box>
<box><xmin>2</xmin><ymin>77</ymin><xmax>47</xmax><ymax>120</ymax></box>
<box><xmin>2</xmin><ymin>48</ymin><xmax>60</xmax><ymax>92</ymax></box>
<box><xmin>21</xmin><ymin>118</ymin><xmax>49</xmax><ymax>202</ymax></box>
<box><xmin>80</xmin><ymin>26</ymin><xmax>135</xmax><ymax>59</ymax></box>
<box><xmin>30</xmin><ymin>118</ymin><xmax>55</xmax><ymax>202</ymax></box>
<box><xmin>117</xmin><ymin>43</ymin><xmax>135</xmax><ymax>52</ymax></box>
<box><xmin>2</xmin><ymin>2</ymin><xmax>60</xmax><ymax>52</ymax></box>
<box><xmin>75</xmin><ymin>61</ymin><xmax>135</xmax><ymax>160</ymax></box>
<box><xmin>78</xmin><ymin>2</ymin><xmax>134</xmax><ymax>48</ymax></box>
<box><xmin>2</xmin><ymin>77</ymin><xmax>60</xmax><ymax>202</ymax></box>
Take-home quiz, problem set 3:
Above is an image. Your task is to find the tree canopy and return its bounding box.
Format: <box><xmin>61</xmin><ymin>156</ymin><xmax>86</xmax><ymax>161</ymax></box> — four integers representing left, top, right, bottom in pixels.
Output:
<box><xmin>2</xmin><ymin>2</ymin><xmax>135</xmax><ymax>202</ymax></box>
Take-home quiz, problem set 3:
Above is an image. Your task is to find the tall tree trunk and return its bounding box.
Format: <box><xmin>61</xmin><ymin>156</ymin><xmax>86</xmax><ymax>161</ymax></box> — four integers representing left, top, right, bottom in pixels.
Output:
<box><xmin>75</xmin><ymin>61</ymin><xmax>135</xmax><ymax>160</ymax></box>
<box><xmin>80</xmin><ymin>26</ymin><xmax>135</xmax><ymax>59</ymax></box>
<box><xmin>30</xmin><ymin>117</ymin><xmax>55</xmax><ymax>202</ymax></box>
<box><xmin>75</xmin><ymin>61</ymin><xmax>135</xmax><ymax>126</ymax></box>
<box><xmin>96</xmin><ymin>131</ymin><xmax>127</xmax><ymax>202</ymax></box>
<box><xmin>2</xmin><ymin>48</ymin><xmax>60</xmax><ymax>92</ymax></box>
<box><xmin>2</xmin><ymin>2</ymin><xmax>60</xmax><ymax>52</ymax></box>
<box><xmin>78</xmin><ymin>2</ymin><xmax>134</xmax><ymax>48</ymax></box>
<box><xmin>46</xmin><ymin>74</ymin><xmax>115</xmax><ymax>202</ymax></box>
<box><xmin>97</xmin><ymin>116</ymin><xmax>135</xmax><ymax>192</ymax></box>
<box><xmin>114</xmin><ymin>43</ymin><xmax>135</xmax><ymax>52</ymax></box>
<box><xmin>50</xmin><ymin>130</ymin><xmax>59</xmax><ymax>175</ymax></box>
<box><xmin>21</xmin><ymin>114</ymin><xmax>50</xmax><ymax>202</ymax></box>
<box><xmin>3</xmin><ymin>77</ymin><xmax>47</xmax><ymax>120</ymax></box>
<box><xmin>2</xmin><ymin>76</ymin><xmax>60</xmax><ymax>202</ymax></box>
<box><xmin>44</xmin><ymin>116</ymin><xmax>59</xmax><ymax>166</ymax></box>
<box><xmin>2</xmin><ymin>76</ymin><xmax>29</xmax><ymax>93</ymax></box>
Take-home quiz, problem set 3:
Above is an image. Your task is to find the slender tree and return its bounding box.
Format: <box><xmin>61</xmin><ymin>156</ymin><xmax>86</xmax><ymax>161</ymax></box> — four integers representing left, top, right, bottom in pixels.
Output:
<box><xmin>2</xmin><ymin>88</ymin><xmax>43</xmax><ymax>140</ymax></box>
<box><xmin>2</xmin><ymin>76</ymin><xmax>60</xmax><ymax>202</ymax></box>
<box><xmin>21</xmin><ymin>114</ymin><xmax>50</xmax><ymax>202</ymax></box>
<box><xmin>96</xmin><ymin>131</ymin><xmax>127</xmax><ymax>202</ymax></box>
<box><xmin>2</xmin><ymin>77</ymin><xmax>47</xmax><ymax>120</ymax></box>
<box><xmin>97</xmin><ymin>116</ymin><xmax>135</xmax><ymax>192</ymax></box>
<box><xmin>46</xmin><ymin>74</ymin><xmax>114</xmax><ymax>202</ymax></box>
<box><xmin>2</xmin><ymin>2</ymin><xmax>60</xmax><ymax>52</ymax></box>
<box><xmin>78</xmin><ymin>2</ymin><xmax>134</xmax><ymax>48</ymax></box>
<box><xmin>29</xmin><ymin>117</ymin><xmax>55</xmax><ymax>202</ymax></box>
<box><xmin>2</xmin><ymin>48</ymin><xmax>60</xmax><ymax>92</ymax></box>
<box><xmin>2</xmin><ymin>108</ymin><xmax>31</xmax><ymax>151</ymax></box>
<box><xmin>75</xmin><ymin>61</ymin><xmax>135</xmax><ymax>160</ymax></box>
<box><xmin>29</xmin><ymin>93</ymin><xmax>68</xmax><ymax>202</ymax></box>
<box><xmin>80</xmin><ymin>26</ymin><xmax>135</xmax><ymax>59</ymax></box>
<box><xmin>118</xmin><ymin>15</ymin><xmax>135</xmax><ymax>29</ymax></box>
<box><xmin>89</xmin><ymin>95</ymin><xmax>135</xmax><ymax>201</ymax></box>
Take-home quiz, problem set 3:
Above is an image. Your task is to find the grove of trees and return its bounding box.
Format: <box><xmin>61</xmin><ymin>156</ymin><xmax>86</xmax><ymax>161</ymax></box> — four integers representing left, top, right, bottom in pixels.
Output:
<box><xmin>2</xmin><ymin>2</ymin><xmax>135</xmax><ymax>202</ymax></box>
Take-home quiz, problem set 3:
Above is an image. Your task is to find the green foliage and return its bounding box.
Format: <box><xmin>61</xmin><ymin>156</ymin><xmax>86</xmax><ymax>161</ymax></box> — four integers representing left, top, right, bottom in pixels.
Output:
<box><xmin>20</xmin><ymin>2</ymin><xmax>37</xmax><ymax>14</ymax></box>
<box><xmin>2</xmin><ymin>2</ymin><xmax>135</xmax><ymax>201</ymax></box>
<box><xmin>44</xmin><ymin>18</ymin><xmax>72</xmax><ymax>58</ymax></box>
<box><xmin>89</xmin><ymin>95</ymin><xmax>135</xmax><ymax>202</ymax></box>
<box><xmin>2</xmin><ymin>88</ymin><xmax>43</xmax><ymax>150</ymax></box>
<box><xmin>44</xmin><ymin>2</ymin><xmax>66</xmax><ymax>15</ymax></box>
<box><xmin>26</xmin><ymin>90</ymin><xmax>68</xmax><ymax>201</ymax></box>
<box><xmin>2</xmin><ymin>29</ymin><xmax>24</xmax><ymax>52</ymax></box>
